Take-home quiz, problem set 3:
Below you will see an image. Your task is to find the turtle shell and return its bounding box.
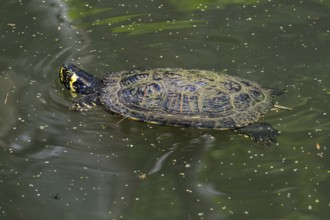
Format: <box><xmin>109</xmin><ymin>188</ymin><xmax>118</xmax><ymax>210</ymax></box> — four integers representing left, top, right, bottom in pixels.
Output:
<box><xmin>100</xmin><ymin>68</ymin><xmax>275</xmax><ymax>129</ymax></box>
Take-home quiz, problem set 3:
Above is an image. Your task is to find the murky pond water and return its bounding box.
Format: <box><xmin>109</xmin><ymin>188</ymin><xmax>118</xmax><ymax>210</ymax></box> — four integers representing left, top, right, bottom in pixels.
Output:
<box><xmin>1</xmin><ymin>0</ymin><xmax>329</xmax><ymax>219</ymax></box>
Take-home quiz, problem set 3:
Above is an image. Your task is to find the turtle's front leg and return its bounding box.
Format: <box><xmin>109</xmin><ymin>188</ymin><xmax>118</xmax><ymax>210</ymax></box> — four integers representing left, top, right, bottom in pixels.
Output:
<box><xmin>69</xmin><ymin>94</ymin><xmax>100</xmax><ymax>111</ymax></box>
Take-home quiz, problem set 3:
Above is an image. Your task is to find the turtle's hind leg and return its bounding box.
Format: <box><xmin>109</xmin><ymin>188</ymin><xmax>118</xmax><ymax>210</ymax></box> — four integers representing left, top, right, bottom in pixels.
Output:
<box><xmin>235</xmin><ymin>122</ymin><xmax>279</xmax><ymax>145</ymax></box>
<box><xmin>69</xmin><ymin>94</ymin><xmax>100</xmax><ymax>111</ymax></box>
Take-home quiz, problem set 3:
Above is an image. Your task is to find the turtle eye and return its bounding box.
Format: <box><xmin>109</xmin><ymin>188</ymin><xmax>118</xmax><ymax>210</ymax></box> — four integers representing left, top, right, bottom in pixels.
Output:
<box><xmin>62</xmin><ymin>73</ymin><xmax>71</xmax><ymax>84</ymax></box>
<box><xmin>65</xmin><ymin>75</ymin><xmax>71</xmax><ymax>83</ymax></box>
<box><xmin>59</xmin><ymin>69</ymin><xmax>73</xmax><ymax>90</ymax></box>
<box><xmin>59</xmin><ymin>67</ymin><xmax>71</xmax><ymax>84</ymax></box>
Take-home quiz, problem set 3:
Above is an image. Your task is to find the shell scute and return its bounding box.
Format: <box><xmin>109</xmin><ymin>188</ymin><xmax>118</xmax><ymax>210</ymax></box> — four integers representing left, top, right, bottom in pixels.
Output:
<box><xmin>120</xmin><ymin>73</ymin><xmax>149</xmax><ymax>86</ymax></box>
<box><xmin>222</xmin><ymin>80</ymin><xmax>242</xmax><ymax>93</ymax></box>
<box><xmin>202</xmin><ymin>92</ymin><xmax>232</xmax><ymax>115</ymax></box>
<box><xmin>234</xmin><ymin>93</ymin><xmax>254</xmax><ymax>111</ymax></box>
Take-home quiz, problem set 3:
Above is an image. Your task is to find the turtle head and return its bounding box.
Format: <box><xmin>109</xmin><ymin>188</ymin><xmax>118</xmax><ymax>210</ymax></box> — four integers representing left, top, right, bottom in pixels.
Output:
<box><xmin>59</xmin><ymin>63</ymin><xmax>99</xmax><ymax>95</ymax></box>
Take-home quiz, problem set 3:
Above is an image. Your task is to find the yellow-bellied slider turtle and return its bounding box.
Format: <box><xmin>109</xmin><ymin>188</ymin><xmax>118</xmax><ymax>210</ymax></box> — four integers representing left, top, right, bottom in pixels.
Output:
<box><xmin>59</xmin><ymin>64</ymin><xmax>284</xmax><ymax>144</ymax></box>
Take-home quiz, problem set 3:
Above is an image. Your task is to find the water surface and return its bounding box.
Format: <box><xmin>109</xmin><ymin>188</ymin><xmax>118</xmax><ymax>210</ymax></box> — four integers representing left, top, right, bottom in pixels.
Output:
<box><xmin>0</xmin><ymin>0</ymin><xmax>329</xmax><ymax>219</ymax></box>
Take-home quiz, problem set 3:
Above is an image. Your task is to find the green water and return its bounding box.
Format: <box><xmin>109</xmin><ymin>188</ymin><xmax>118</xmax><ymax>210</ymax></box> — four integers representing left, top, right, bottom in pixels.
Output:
<box><xmin>0</xmin><ymin>0</ymin><xmax>329</xmax><ymax>219</ymax></box>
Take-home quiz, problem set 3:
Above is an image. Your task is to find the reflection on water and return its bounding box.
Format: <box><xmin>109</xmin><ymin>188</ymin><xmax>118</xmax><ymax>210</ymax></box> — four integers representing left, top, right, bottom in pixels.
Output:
<box><xmin>0</xmin><ymin>0</ymin><xmax>329</xmax><ymax>219</ymax></box>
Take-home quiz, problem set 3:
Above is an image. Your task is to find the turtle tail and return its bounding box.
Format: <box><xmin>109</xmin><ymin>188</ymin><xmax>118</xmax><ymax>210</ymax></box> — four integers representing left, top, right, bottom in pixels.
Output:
<box><xmin>267</xmin><ymin>88</ymin><xmax>286</xmax><ymax>97</ymax></box>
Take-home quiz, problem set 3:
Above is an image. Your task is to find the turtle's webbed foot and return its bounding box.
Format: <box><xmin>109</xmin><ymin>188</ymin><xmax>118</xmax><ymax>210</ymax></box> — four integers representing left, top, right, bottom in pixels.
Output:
<box><xmin>236</xmin><ymin>123</ymin><xmax>279</xmax><ymax>145</ymax></box>
<box><xmin>69</xmin><ymin>101</ymin><xmax>95</xmax><ymax>111</ymax></box>
<box><xmin>69</xmin><ymin>94</ymin><xmax>99</xmax><ymax>112</ymax></box>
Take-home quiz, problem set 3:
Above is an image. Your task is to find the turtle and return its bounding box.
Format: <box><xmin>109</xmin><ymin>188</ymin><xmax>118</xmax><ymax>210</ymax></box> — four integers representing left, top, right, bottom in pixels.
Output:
<box><xmin>59</xmin><ymin>63</ymin><xmax>285</xmax><ymax>145</ymax></box>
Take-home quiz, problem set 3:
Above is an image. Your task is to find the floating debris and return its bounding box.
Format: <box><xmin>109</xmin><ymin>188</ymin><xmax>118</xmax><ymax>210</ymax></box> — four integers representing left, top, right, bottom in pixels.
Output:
<box><xmin>139</xmin><ymin>173</ymin><xmax>147</xmax><ymax>179</ymax></box>
<box><xmin>4</xmin><ymin>92</ymin><xmax>9</xmax><ymax>104</ymax></box>
<box><xmin>316</xmin><ymin>143</ymin><xmax>320</xmax><ymax>150</ymax></box>
<box><xmin>39</xmin><ymin>125</ymin><xmax>48</xmax><ymax>130</ymax></box>
<box><xmin>273</xmin><ymin>104</ymin><xmax>293</xmax><ymax>111</ymax></box>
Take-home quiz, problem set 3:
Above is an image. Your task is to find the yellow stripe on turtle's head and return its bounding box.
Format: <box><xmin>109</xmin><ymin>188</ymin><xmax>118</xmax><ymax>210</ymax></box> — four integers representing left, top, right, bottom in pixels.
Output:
<box><xmin>69</xmin><ymin>72</ymin><xmax>78</xmax><ymax>92</ymax></box>
<box><xmin>59</xmin><ymin>67</ymin><xmax>65</xmax><ymax>84</ymax></box>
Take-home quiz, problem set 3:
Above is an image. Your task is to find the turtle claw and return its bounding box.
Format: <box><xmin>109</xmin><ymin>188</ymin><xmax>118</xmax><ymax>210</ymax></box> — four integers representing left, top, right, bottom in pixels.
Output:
<box><xmin>236</xmin><ymin>123</ymin><xmax>279</xmax><ymax>145</ymax></box>
<box><xmin>69</xmin><ymin>94</ymin><xmax>99</xmax><ymax>112</ymax></box>
<box><xmin>69</xmin><ymin>102</ymin><xmax>95</xmax><ymax>111</ymax></box>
